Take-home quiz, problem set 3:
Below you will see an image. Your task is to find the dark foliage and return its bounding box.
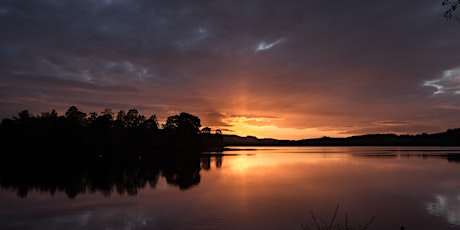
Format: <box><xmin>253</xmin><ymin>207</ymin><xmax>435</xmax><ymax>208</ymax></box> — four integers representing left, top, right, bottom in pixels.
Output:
<box><xmin>0</xmin><ymin>106</ymin><xmax>224</xmax><ymax>159</ymax></box>
<box><xmin>295</xmin><ymin>129</ymin><xmax>460</xmax><ymax>146</ymax></box>
<box><xmin>443</xmin><ymin>0</ymin><xmax>460</xmax><ymax>20</ymax></box>
<box><xmin>224</xmin><ymin>129</ymin><xmax>460</xmax><ymax>146</ymax></box>
<box><xmin>0</xmin><ymin>106</ymin><xmax>226</xmax><ymax>198</ymax></box>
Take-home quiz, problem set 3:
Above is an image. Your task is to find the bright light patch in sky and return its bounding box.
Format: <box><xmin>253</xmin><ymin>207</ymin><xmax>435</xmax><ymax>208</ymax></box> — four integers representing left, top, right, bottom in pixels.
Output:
<box><xmin>255</xmin><ymin>38</ymin><xmax>284</xmax><ymax>52</ymax></box>
<box><xmin>227</xmin><ymin>116</ymin><xmax>347</xmax><ymax>140</ymax></box>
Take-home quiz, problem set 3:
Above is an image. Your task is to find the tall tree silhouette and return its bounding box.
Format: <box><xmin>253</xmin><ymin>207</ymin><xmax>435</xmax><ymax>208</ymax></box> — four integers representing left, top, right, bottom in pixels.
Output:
<box><xmin>124</xmin><ymin>109</ymin><xmax>146</xmax><ymax>128</ymax></box>
<box><xmin>163</xmin><ymin>112</ymin><xmax>201</xmax><ymax>134</ymax></box>
<box><xmin>15</xmin><ymin>110</ymin><xmax>32</xmax><ymax>123</ymax></box>
<box><xmin>65</xmin><ymin>106</ymin><xmax>87</xmax><ymax>125</ymax></box>
<box><xmin>142</xmin><ymin>115</ymin><xmax>159</xmax><ymax>130</ymax></box>
<box><xmin>162</xmin><ymin>112</ymin><xmax>202</xmax><ymax>152</ymax></box>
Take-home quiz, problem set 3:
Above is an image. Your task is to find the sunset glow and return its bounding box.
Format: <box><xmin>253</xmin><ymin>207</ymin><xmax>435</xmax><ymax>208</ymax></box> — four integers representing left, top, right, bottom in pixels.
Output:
<box><xmin>223</xmin><ymin>147</ymin><xmax>351</xmax><ymax>174</ymax></box>
<box><xmin>227</xmin><ymin>117</ymin><xmax>346</xmax><ymax>140</ymax></box>
<box><xmin>1</xmin><ymin>1</ymin><xmax>460</xmax><ymax>139</ymax></box>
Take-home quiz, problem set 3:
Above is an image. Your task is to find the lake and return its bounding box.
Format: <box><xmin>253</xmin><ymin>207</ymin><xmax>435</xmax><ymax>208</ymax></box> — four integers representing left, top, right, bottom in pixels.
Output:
<box><xmin>1</xmin><ymin>146</ymin><xmax>460</xmax><ymax>229</ymax></box>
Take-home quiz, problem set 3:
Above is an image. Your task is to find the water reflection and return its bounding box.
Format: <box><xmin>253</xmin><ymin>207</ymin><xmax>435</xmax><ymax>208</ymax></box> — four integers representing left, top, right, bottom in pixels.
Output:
<box><xmin>199</xmin><ymin>154</ymin><xmax>224</xmax><ymax>170</ymax></box>
<box><xmin>352</xmin><ymin>152</ymin><xmax>460</xmax><ymax>163</ymax></box>
<box><xmin>427</xmin><ymin>194</ymin><xmax>460</xmax><ymax>226</ymax></box>
<box><xmin>0</xmin><ymin>153</ymin><xmax>224</xmax><ymax>198</ymax></box>
<box><xmin>2</xmin><ymin>147</ymin><xmax>460</xmax><ymax>230</ymax></box>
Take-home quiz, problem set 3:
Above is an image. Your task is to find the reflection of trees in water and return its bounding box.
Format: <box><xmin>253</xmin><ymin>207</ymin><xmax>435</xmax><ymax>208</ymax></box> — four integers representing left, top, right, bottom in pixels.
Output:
<box><xmin>447</xmin><ymin>154</ymin><xmax>460</xmax><ymax>163</ymax></box>
<box><xmin>353</xmin><ymin>153</ymin><xmax>460</xmax><ymax>164</ymax></box>
<box><xmin>200</xmin><ymin>155</ymin><xmax>223</xmax><ymax>170</ymax></box>
<box><xmin>0</xmin><ymin>154</ymin><xmax>225</xmax><ymax>199</ymax></box>
<box><xmin>163</xmin><ymin>156</ymin><xmax>201</xmax><ymax>190</ymax></box>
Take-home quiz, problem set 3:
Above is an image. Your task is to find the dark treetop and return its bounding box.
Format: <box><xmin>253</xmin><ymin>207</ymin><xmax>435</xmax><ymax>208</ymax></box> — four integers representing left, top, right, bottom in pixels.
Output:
<box><xmin>0</xmin><ymin>106</ymin><xmax>224</xmax><ymax>158</ymax></box>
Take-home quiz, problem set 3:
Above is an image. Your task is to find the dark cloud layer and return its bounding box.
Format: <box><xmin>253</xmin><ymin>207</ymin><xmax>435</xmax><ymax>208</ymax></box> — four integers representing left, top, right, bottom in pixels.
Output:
<box><xmin>1</xmin><ymin>0</ymin><xmax>459</xmax><ymax>138</ymax></box>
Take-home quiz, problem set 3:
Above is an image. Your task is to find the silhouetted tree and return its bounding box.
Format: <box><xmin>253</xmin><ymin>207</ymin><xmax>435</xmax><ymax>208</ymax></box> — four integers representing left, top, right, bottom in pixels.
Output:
<box><xmin>115</xmin><ymin>110</ymin><xmax>127</xmax><ymax>128</ymax></box>
<box><xmin>200</xmin><ymin>127</ymin><xmax>224</xmax><ymax>151</ymax></box>
<box><xmin>142</xmin><ymin>115</ymin><xmax>159</xmax><ymax>130</ymax></box>
<box><xmin>125</xmin><ymin>109</ymin><xmax>145</xmax><ymax>128</ymax></box>
<box><xmin>0</xmin><ymin>107</ymin><xmax>226</xmax><ymax>157</ymax></box>
<box><xmin>87</xmin><ymin>109</ymin><xmax>114</xmax><ymax>135</ymax></box>
<box><xmin>443</xmin><ymin>0</ymin><xmax>460</xmax><ymax>20</ymax></box>
<box><xmin>160</xmin><ymin>112</ymin><xmax>203</xmax><ymax>152</ymax></box>
<box><xmin>87</xmin><ymin>112</ymin><xmax>98</xmax><ymax>124</ymax></box>
<box><xmin>163</xmin><ymin>112</ymin><xmax>201</xmax><ymax>133</ymax></box>
<box><xmin>65</xmin><ymin>106</ymin><xmax>86</xmax><ymax>125</ymax></box>
<box><xmin>201</xmin><ymin>127</ymin><xmax>211</xmax><ymax>134</ymax></box>
<box><xmin>14</xmin><ymin>110</ymin><xmax>32</xmax><ymax>123</ymax></box>
<box><xmin>39</xmin><ymin>110</ymin><xmax>58</xmax><ymax>119</ymax></box>
<box><xmin>101</xmin><ymin>109</ymin><xmax>114</xmax><ymax>120</ymax></box>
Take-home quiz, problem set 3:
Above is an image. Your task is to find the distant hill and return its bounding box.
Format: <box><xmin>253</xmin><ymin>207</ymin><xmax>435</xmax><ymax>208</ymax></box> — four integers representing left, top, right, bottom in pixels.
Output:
<box><xmin>223</xmin><ymin>128</ymin><xmax>460</xmax><ymax>146</ymax></box>
<box><xmin>223</xmin><ymin>135</ymin><xmax>281</xmax><ymax>146</ymax></box>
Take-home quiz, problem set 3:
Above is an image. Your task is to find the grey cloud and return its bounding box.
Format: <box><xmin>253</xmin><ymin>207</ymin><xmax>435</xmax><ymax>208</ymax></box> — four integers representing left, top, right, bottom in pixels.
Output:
<box><xmin>200</xmin><ymin>111</ymin><xmax>231</xmax><ymax>127</ymax></box>
<box><xmin>230</xmin><ymin>113</ymin><xmax>279</xmax><ymax>119</ymax></box>
<box><xmin>1</xmin><ymin>0</ymin><xmax>460</xmax><ymax>136</ymax></box>
<box><xmin>424</xmin><ymin>66</ymin><xmax>460</xmax><ymax>95</ymax></box>
<box><xmin>1</xmin><ymin>74</ymin><xmax>138</xmax><ymax>93</ymax></box>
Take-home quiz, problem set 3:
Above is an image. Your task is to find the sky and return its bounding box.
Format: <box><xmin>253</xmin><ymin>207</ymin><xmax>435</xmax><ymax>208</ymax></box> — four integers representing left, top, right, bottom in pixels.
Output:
<box><xmin>1</xmin><ymin>0</ymin><xmax>460</xmax><ymax>140</ymax></box>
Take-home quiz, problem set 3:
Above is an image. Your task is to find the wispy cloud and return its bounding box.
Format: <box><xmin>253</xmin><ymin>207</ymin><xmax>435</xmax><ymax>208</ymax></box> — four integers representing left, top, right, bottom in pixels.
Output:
<box><xmin>255</xmin><ymin>38</ymin><xmax>285</xmax><ymax>52</ymax></box>
<box><xmin>424</xmin><ymin>67</ymin><xmax>460</xmax><ymax>95</ymax></box>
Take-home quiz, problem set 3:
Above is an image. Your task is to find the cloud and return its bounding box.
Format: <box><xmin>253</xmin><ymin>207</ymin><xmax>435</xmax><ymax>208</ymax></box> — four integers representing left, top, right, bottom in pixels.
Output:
<box><xmin>424</xmin><ymin>67</ymin><xmax>460</xmax><ymax>95</ymax></box>
<box><xmin>1</xmin><ymin>0</ymin><xmax>460</xmax><ymax>138</ymax></box>
<box><xmin>1</xmin><ymin>74</ymin><xmax>139</xmax><ymax>93</ymax></box>
<box><xmin>255</xmin><ymin>38</ymin><xmax>285</xmax><ymax>52</ymax></box>
<box><xmin>200</xmin><ymin>111</ymin><xmax>231</xmax><ymax>127</ymax></box>
<box><xmin>229</xmin><ymin>113</ymin><xmax>279</xmax><ymax>119</ymax></box>
<box><xmin>372</xmin><ymin>120</ymin><xmax>413</xmax><ymax>126</ymax></box>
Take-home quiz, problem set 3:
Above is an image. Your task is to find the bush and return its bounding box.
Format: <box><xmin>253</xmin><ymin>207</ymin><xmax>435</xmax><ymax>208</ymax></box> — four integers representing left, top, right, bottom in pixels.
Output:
<box><xmin>301</xmin><ymin>205</ymin><xmax>375</xmax><ymax>230</ymax></box>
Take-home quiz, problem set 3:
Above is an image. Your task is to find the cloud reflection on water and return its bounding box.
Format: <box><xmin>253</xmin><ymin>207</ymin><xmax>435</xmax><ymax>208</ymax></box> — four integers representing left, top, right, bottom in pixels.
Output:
<box><xmin>427</xmin><ymin>194</ymin><xmax>460</xmax><ymax>226</ymax></box>
<box><xmin>2</xmin><ymin>147</ymin><xmax>460</xmax><ymax>229</ymax></box>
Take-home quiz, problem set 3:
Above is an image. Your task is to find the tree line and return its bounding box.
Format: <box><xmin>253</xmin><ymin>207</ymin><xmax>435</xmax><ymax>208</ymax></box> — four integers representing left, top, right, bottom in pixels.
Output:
<box><xmin>0</xmin><ymin>106</ymin><xmax>224</xmax><ymax>159</ymax></box>
<box><xmin>223</xmin><ymin>130</ymin><xmax>460</xmax><ymax>146</ymax></box>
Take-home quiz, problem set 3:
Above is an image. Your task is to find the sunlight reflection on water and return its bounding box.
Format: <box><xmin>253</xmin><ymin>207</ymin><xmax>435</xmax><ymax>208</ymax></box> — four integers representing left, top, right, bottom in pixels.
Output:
<box><xmin>1</xmin><ymin>146</ymin><xmax>460</xmax><ymax>229</ymax></box>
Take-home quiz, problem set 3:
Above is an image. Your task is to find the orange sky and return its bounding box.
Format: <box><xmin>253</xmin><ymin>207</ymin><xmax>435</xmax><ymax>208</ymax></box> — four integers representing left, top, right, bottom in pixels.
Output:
<box><xmin>1</xmin><ymin>1</ymin><xmax>460</xmax><ymax>139</ymax></box>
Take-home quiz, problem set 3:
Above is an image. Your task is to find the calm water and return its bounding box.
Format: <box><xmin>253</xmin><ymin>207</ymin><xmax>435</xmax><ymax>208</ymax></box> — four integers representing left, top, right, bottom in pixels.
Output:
<box><xmin>1</xmin><ymin>146</ymin><xmax>460</xmax><ymax>229</ymax></box>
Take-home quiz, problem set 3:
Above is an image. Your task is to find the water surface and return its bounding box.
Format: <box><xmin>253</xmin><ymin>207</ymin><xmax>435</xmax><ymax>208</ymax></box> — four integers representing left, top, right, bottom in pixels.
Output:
<box><xmin>1</xmin><ymin>146</ymin><xmax>460</xmax><ymax>229</ymax></box>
